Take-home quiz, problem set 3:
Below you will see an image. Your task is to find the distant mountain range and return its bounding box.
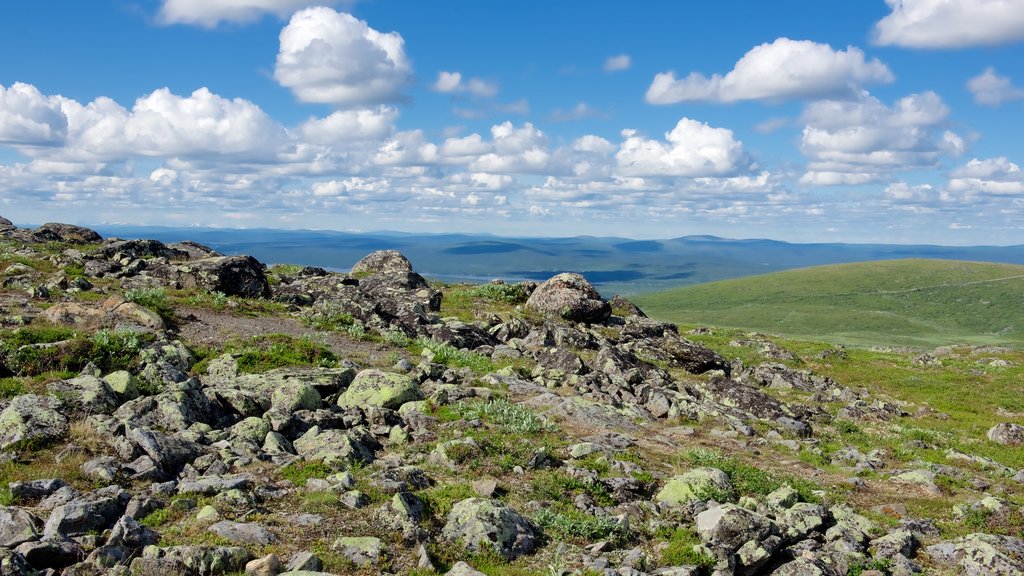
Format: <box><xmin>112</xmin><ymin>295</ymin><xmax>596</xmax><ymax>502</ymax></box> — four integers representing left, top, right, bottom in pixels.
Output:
<box><xmin>90</xmin><ymin>225</ymin><xmax>1024</xmax><ymax>296</ymax></box>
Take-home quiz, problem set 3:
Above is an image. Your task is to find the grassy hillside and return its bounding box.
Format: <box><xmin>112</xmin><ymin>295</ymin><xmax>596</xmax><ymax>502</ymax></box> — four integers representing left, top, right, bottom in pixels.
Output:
<box><xmin>634</xmin><ymin>259</ymin><xmax>1024</xmax><ymax>348</ymax></box>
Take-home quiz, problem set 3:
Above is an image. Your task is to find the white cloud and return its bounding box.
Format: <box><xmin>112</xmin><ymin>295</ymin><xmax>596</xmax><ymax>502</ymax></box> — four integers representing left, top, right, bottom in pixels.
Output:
<box><xmin>470</xmin><ymin>122</ymin><xmax>551</xmax><ymax>173</ymax></box>
<box><xmin>0</xmin><ymin>82</ymin><xmax>67</xmax><ymax>146</ymax></box>
<box><xmin>615</xmin><ymin>118</ymin><xmax>745</xmax><ymax>177</ymax></box>
<box><xmin>603</xmin><ymin>54</ymin><xmax>631</xmax><ymax>72</ymax></box>
<box><xmin>126</xmin><ymin>88</ymin><xmax>287</xmax><ymax>159</ymax></box>
<box><xmin>873</xmin><ymin>0</ymin><xmax>1024</xmax><ymax>48</ymax></box>
<box><xmin>646</xmin><ymin>38</ymin><xmax>893</xmax><ymax>104</ymax></box>
<box><xmin>967</xmin><ymin>68</ymin><xmax>1024</xmax><ymax>106</ymax></box>
<box><xmin>799</xmin><ymin>91</ymin><xmax>959</xmax><ymax>185</ymax></box>
<box><xmin>158</xmin><ymin>0</ymin><xmax>334</xmax><ymax>27</ymax></box>
<box><xmin>432</xmin><ymin>71</ymin><xmax>498</xmax><ymax>98</ymax></box>
<box><xmin>947</xmin><ymin>157</ymin><xmax>1024</xmax><ymax>196</ymax></box>
<box><xmin>884</xmin><ymin>181</ymin><xmax>935</xmax><ymax>202</ymax></box>
<box><xmin>274</xmin><ymin>8</ymin><xmax>411</xmax><ymax>107</ymax></box>
<box><xmin>299</xmin><ymin>106</ymin><xmax>397</xmax><ymax>144</ymax></box>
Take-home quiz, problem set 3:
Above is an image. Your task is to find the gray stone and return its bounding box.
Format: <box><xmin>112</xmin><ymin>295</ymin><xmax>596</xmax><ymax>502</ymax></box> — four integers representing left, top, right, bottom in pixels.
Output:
<box><xmin>0</xmin><ymin>394</ymin><xmax>68</xmax><ymax>450</ymax></box>
<box><xmin>47</xmin><ymin>375</ymin><xmax>120</xmax><ymax>414</ymax></box>
<box><xmin>442</xmin><ymin>498</ymin><xmax>537</xmax><ymax>561</ymax></box>
<box><xmin>695</xmin><ymin>503</ymin><xmax>777</xmax><ymax>553</ymax></box>
<box><xmin>656</xmin><ymin>468</ymin><xmax>734</xmax><ymax>505</ymax></box>
<box><xmin>209</xmin><ymin>520</ymin><xmax>276</xmax><ymax>546</ymax></box>
<box><xmin>926</xmin><ymin>533</ymin><xmax>1024</xmax><ymax>575</ymax></box>
<box><xmin>525</xmin><ymin>273</ymin><xmax>610</xmax><ymax>323</ymax></box>
<box><xmin>0</xmin><ymin>506</ymin><xmax>43</xmax><ymax>547</ymax></box>
<box><xmin>44</xmin><ymin>485</ymin><xmax>129</xmax><ymax>538</ymax></box>
<box><xmin>987</xmin><ymin>422</ymin><xmax>1024</xmax><ymax>446</ymax></box>
<box><xmin>140</xmin><ymin>545</ymin><xmax>253</xmax><ymax>576</ymax></box>
<box><xmin>332</xmin><ymin>536</ymin><xmax>382</xmax><ymax>567</ymax></box>
<box><xmin>337</xmin><ymin>369</ymin><xmax>422</xmax><ymax>410</ymax></box>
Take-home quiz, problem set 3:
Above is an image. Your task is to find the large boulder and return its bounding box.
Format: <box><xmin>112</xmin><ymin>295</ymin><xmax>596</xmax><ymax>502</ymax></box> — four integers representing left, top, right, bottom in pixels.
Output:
<box><xmin>0</xmin><ymin>216</ymin><xmax>13</xmax><ymax>230</ymax></box>
<box><xmin>46</xmin><ymin>375</ymin><xmax>120</xmax><ymax>415</ymax></box>
<box><xmin>176</xmin><ymin>256</ymin><xmax>270</xmax><ymax>298</ymax></box>
<box><xmin>442</xmin><ymin>498</ymin><xmax>537</xmax><ymax>561</ymax></box>
<box><xmin>656</xmin><ymin>467</ymin><xmax>734</xmax><ymax>505</ymax></box>
<box><xmin>927</xmin><ymin>533</ymin><xmax>1024</xmax><ymax>575</ymax></box>
<box><xmin>43</xmin><ymin>485</ymin><xmax>129</xmax><ymax>538</ymax></box>
<box><xmin>137</xmin><ymin>545</ymin><xmax>252</xmax><ymax>576</ymax></box>
<box><xmin>987</xmin><ymin>422</ymin><xmax>1024</xmax><ymax>446</ymax></box>
<box><xmin>696</xmin><ymin>503</ymin><xmax>778</xmax><ymax>553</ymax></box>
<box><xmin>31</xmin><ymin>223</ymin><xmax>101</xmax><ymax>244</ymax></box>
<box><xmin>40</xmin><ymin>296</ymin><xmax>164</xmax><ymax>331</ymax></box>
<box><xmin>0</xmin><ymin>507</ymin><xmax>43</xmax><ymax>547</ymax></box>
<box><xmin>525</xmin><ymin>273</ymin><xmax>610</xmax><ymax>323</ymax></box>
<box><xmin>351</xmin><ymin>250</ymin><xmax>412</xmax><ymax>275</ymax></box>
<box><xmin>337</xmin><ymin>369</ymin><xmax>422</xmax><ymax>410</ymax></box>
<box><xmin>0</xmin><ymin>394</ymin><xmax>68</xmax><ymax>450</ymax></box>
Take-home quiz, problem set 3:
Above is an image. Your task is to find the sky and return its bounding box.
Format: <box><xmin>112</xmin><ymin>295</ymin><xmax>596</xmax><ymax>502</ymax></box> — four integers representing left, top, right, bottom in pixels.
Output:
<box><xmin>1</xmin><ymin>0</ymin><xmax>1023</xmax><ymax>244</ymax></box>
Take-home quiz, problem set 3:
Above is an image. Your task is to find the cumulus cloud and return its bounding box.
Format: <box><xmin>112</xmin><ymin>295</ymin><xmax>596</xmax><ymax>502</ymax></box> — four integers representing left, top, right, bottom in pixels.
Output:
<box><xmin>432</xmin><ymin>72</ymin><xmax>498</xmax><ymax>98</ymax></box>
<box><xmin>0</xmin><ymin>82</ymin><xmax>67</xmax><ymax>146</ymax></box>
<box><xmin>616</xmin><ymin>118</ymin><xmax>746</xmax><ymax>177</ymax></box>
<box><xmin>873</xmin><ymin>0</ymin><xmax>1024</xmax><ymax>48</ymax></box>
<box><xmin>884</xmin><ymin>181</ymin><xmax>936</xmax><ymax>202</ymax></box>
<box><xmin>299</xmin><ymin>106</ymin><xmax>397</xmax><ymax>144</ymax></box>
<box><xmin>158</xmin><ymin>0</ymin><xmax>334</xmax><ymax>27</ymax></box>
<box><xmin>799</xmin><ymin>91</ymin><xmax>960</xmax><ymax>185</ymax></box>
<box><xmin>947</xmin><ymin>157</ymin><xmax>1024</xmax><ymax>196</ymax></box>
<box><xmin>967</xmin><ymin>68</ymin><xmax>1024</xmax><ymax>106</ymax></box>
<box><xmin>603</xmin><ymin>54</ymin><xmax>631</xmax><ymax>72</ymax></box>
<box><xmin>274</xmin><ymin>8</ymin><xmax>411</xmax><ymax>107</ymax></box>
<box><xmin>646</xmin><ymin>38</ymin><xmax>893</xmax><ymax>104</ymax></box>
<box><xmin>125</xmin><ymin>88</ymin><xmax>287</xmax><ymax>159</ymax></box>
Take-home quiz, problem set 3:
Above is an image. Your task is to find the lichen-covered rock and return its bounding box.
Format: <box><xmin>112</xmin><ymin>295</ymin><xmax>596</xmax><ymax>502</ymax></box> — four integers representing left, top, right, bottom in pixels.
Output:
<box><xmin>139</xmin><ymin>545</ymin><xmax>252</xmax><ymax>576</ymax></box>
<box><xmin>0</xmin><ymin>507</ymin><xmax>43</xmax><ymax>547</ymax></box>
<box><xmin>656</xmin><ymin>467</ymin><xmax>734</xmax><ymax>505</ymax></box>
<box><xmin>32</xmin><ymin>222</ymin><xmax>102</xmax><ymax>244</ymax></box>
<box><xmin>770</xmin><ymin>557</ymin><xmax>840</xmax><ymax>575</ymax></box>
<box><xmin>176</xmin><ymin>256</ymin><xmax>270</xmax><ymax>298</ymax></box>
<box><xmin>442</xmin><ymin>498</ymin><xmax>537</xmax><ymax>560</ymax></box>
<box><xmin>332</xmin><ymin>536</ymin><xmax>382</xmax><ymax>567</ymax></box>
<box><xmin>446</xmin><ymin>561</ymin><xmax>488</xmax><ymax>576</ymax></box>
<box><xmin>47</xmin><ymin>375</ymin><xmax>120</xmax><ymax>415</ymax></box>
<box><xmin>987</xmin><ymin>422</ymin><xmax>1024</xmax><ymax>446</ymax></box>
<box><xmin>43</xmin><ymin>485</ymin><xmax>129</xmax><ymax>538</ymax></box>
<box><xmin>351</xmin><ymin>250</ymin><xmax>413</xmax><ymax>275</ymax></box>
<box><xmin>271</xmin><ymin>381</ymin><xmax>321</xmax><ymax>413</ymax></box>
<box><xmin>927</xmin><ymin>533</ymin><xmax>1024</xmax><ymax>575</ymax></box>
<box><xmin>525</xmin><ymin>273</ymin><xmax>610</xmax><ymax>323</ymax></box>
<box><xmin>229</xmin><ymin>417</ymin><xmax>270</xmax><ymax>444</ymax></box>
<box><xmin>695</xmin><ymin>503</ymin><xmax>777</xmax><ymax>553</ymax></box>
<box><xmin>337</xmin><ymin>369</ymin><xmax>422</xmax><ymax>410</ymax></box>
<box><xmin>209</xmin><ymin>521</ymin><xmax>276</xmax><ymax>546</ymax></box>
<box><xmin>293</xmin><ymin>426</ymin><xmax>374</xmax><ymax>467</ymax></box>
<box><xmin>114</xmin><ymin>380</ymin><xmax>215</xmax><ymax>432</ymax></box>
<box><xmin>0</xmin><ymin>394</ymin><xmax>68</xmax><ymax>450</ymax></box>
<box><xmin>40</xmin><ymin>297</ymin><xmax>165</xmax><ymax>330</ymax></box>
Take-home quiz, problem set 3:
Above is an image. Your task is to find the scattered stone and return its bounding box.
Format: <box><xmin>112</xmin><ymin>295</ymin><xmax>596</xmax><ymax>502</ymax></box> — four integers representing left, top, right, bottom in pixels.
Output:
<box><xmin>656</xmin><ymin>467</ymin><xmax>734</xmax><ymax>505</ymax></box>
<box><xmin>525</xmin><ymin>273</ymin><xmax>610</xmax><ymax>323</ymax></box>
<box><xmin>332</xmin><ymin>536</ymin><xmax>382</xmax><ymax>567</ymax></box>
<box><xmin>337</xmin><ymin>369</ymin><xmax>422</xmax><ymax>410</ymax></box>
<box><xmin>987</xmin><ymin>422</ymin><xmax>1024</xmax><ymax>446</ymax></box>
<box><xmin>442</xmin><ymin>498</ymin><xmax>537</xmax><ymax>560</ymax></box>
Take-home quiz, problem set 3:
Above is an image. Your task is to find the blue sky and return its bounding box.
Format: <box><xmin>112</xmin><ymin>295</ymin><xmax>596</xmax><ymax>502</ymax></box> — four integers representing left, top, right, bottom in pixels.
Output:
<box><xmin>1</xmin><ymin>0</ymin><xmax>1023</xmax><ymax>244</ymax></box>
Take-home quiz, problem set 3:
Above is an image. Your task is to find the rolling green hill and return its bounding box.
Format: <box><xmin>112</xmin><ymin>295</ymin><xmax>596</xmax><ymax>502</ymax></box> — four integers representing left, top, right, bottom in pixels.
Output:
<box><xmin>633</xmin><ymin>259</ymin><xmax>1024</xmax><ymax>348</ymax></box>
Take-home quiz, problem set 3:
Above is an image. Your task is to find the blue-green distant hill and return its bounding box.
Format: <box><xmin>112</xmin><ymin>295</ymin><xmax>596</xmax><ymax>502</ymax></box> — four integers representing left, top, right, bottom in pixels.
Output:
<box><xmin>633</xmin><ymin>259</ymin><xmax>1024</xmax><ymax>348</ymax></box>
<box><xmin>88</xmin><ymin>226</ymin><xmax>1024</xmax><ymax>297</ymax></box>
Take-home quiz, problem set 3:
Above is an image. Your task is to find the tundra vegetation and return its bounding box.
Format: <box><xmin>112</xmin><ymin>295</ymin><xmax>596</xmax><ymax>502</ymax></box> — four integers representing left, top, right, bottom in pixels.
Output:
<box><xmin>0</xmin><ymin>218</ymin><xmax>1021</xmax><ymax>575</ymax></box>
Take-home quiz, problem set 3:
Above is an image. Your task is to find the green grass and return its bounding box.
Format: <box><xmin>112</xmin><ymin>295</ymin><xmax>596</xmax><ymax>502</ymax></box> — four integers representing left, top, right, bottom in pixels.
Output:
<box><xmin>0</xmin><ymin>326</ymin><xmax>151</xmax><ymax>376</ymax></box>
<box><xmin>216</xmin><ymin>334</ymin><xmax>339</xmax><ymax>374</ymax></box>
<box><xmin>681</xmin><ymin>447</ymin><xmax>820</xmax><ymax>501</ymax></box>
<box><xmin>656</xmin><ymin>527</ymin><xmax>715</xmax><ymax>568</ymax></box>
<box><xmin>634</xmin><ymin>259</ymin><xmax>1024</xmax><ymax>347</ymax></box>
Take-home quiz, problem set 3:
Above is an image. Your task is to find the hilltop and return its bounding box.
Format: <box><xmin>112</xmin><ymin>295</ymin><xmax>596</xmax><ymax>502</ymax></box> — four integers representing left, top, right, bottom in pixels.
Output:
<box><xmin>634</xmin><ymin>259</ymin><xmax>1024</xmax><ymax>348</ymax></box>
<box><xmin>0</xmin><ymin>219</ymin><xmax>1021</xmax><ymax>575</ymax></box>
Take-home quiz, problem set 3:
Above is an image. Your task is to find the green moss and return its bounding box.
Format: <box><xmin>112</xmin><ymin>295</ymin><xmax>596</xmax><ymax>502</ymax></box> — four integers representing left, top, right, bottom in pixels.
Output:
<box><xmin>657</xmin><ymin>527</ymin><xmax>716</xmax><ymax>568</ymax></box>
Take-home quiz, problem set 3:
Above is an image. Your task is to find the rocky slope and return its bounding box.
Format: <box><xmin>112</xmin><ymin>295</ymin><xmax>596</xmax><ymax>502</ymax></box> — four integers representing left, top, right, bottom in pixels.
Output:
<box><xmin>0</xmin><ymin>220</ymin><xmax>1021</xmax><ymax>575</ymax></box>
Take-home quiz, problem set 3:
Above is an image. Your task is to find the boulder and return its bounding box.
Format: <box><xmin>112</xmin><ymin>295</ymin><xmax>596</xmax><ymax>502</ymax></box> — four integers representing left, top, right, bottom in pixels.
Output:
<box><xmin>0</xmin><ymin>394</ymin><xmax>68</xmax><ymax>450</ymax></box>
<box><xmin>525</xmin><ymin>273</ymin><xmax>610</xmax><ymax>323</ymax></box>
<box><xmin>209</xmin><ymin>521</ymin><xmax>276</xmax><ymax>546</ymax></box>
<box><xmin>656</xmin><ymin>467</ymin><xmax>734</xmax><ymax>505</ymax></box>
<box><xmin>442</xmin><ymin>498</ymin><xmax>536</xmax><ymax>560</ymax></box>
<box><xmin>47</xmin><ymin>375</ymin><xmax>120</xmax><ymax>415</ymax></box>
<box><xmin>176</xmin><ymin>256</ymin><xmax>270</xmax><ymax>298</ymax></box>
<box><xmin>40</xmin><ymin>296</ymin><xmax>164</xmax><ymax>330</ymax></box>
<box><xmin>337</xmin><ymin>369</ymin><xmax>422</xmax><ymax>410</ymax></box>
<box><xmin>139</xmin><ymin>545</ymin><xmax>252</xmax><ymax>576</ymax></box>
<box><xmin>350</xmin><ymin>250</ymin><xmax>412</xmax><ymax>275</ymax></box>
<box><xmin>987</xmin><ymin>422</ymin><xmax>1024</xmax><ymax>446</ymax></box>
<box><xmin>332</xmin><ymin>536</ymin><xmax>382</xmax><ymax>567</ymax></box>
<box><xmin>43</xmin><ymin>485</ymin><xmax>129</xmax><ymax>538</ymax></box>
<box><xmin>0</xmin><ymin>215</ymin><xmax>13</xmax><ymax>230</ymax></box>
<box><xmin>0</xmin><ymin>507</ymin><xmax>43</xmax><ymax>547</ymax></box>
<box><xmin>927</xmin><ymin>533</ymin><xmax>1024</xmax><ymax>575</ymax></box>
<box><xmin>31</xmin><ymin>223</ymin><xmax>101</xmax><ymax>244</ymax></box>
<box><xmin>695</xmin><ymin>503</ymin><xmax>777</xmax><ymax>553</ymax></box>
